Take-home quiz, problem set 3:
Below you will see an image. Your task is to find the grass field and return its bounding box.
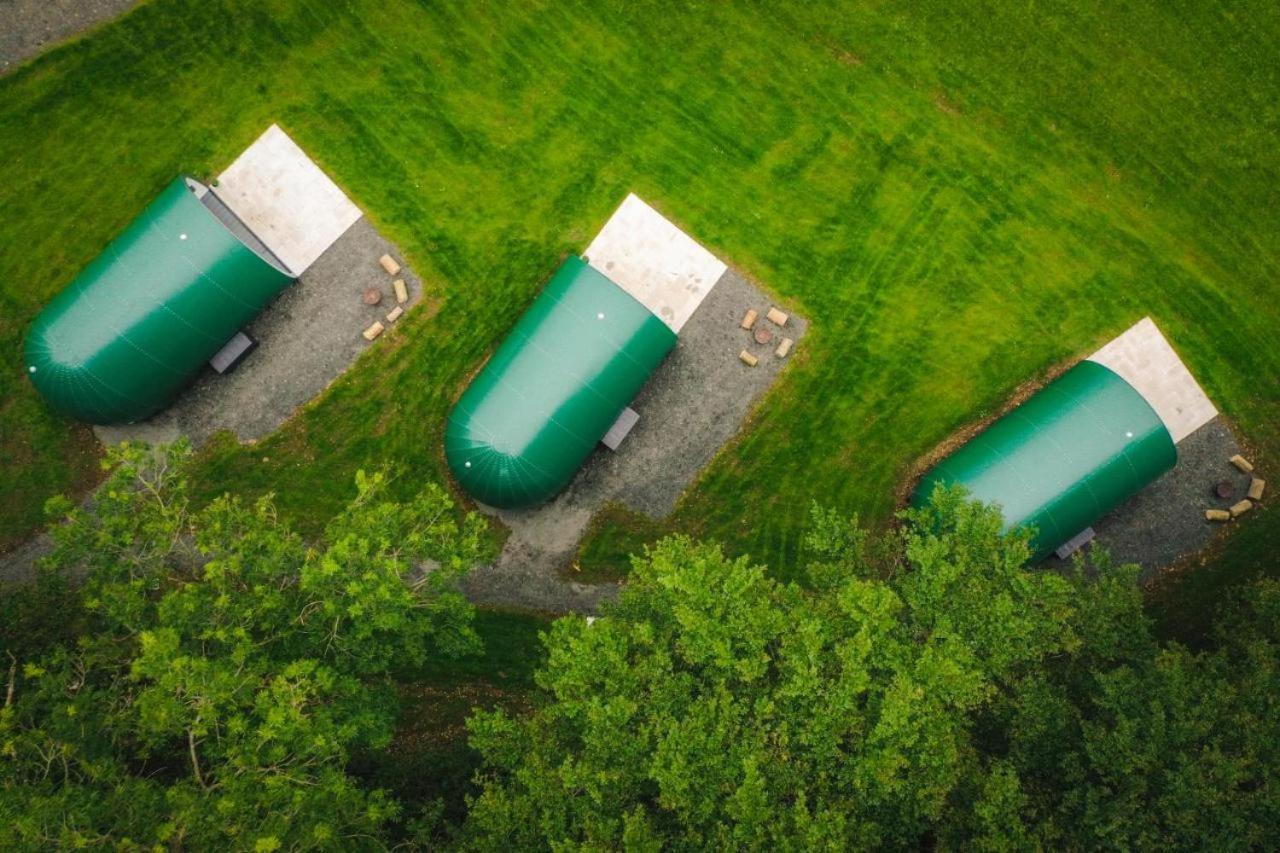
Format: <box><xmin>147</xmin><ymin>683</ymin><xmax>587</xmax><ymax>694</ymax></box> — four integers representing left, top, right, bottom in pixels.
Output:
<box><xmin>1</xmin><ymin>0</ymin><xmax>1277</xmax><ymax>614</ymax></box>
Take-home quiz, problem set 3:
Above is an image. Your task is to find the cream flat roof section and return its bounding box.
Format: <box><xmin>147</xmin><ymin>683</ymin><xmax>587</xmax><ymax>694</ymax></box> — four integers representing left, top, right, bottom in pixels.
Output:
<box><xmin>215</xmin><ymin>124</ymin><xmax>362</xmax><ymax>275</ymax></box>
<box><xmin>1087</xmin><ymin>317</ymin><xmax>1217</xmax><ymax>444</ymax></box>
<box><xmin>584</xmin><ymin>194</ymin><xmax>727</xmax><ymax>332</ymax></box>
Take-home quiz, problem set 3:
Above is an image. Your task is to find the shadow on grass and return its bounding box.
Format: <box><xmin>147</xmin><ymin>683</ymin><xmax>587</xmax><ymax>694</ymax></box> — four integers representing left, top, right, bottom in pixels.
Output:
<box><xmin>348</xmin><ymin>607</ymin><xmax>549</xmax><ymax>835</ymax></box>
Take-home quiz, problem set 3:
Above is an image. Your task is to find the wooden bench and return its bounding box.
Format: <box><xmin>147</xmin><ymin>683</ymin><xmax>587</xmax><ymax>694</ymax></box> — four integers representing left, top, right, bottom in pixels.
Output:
<box><xmin>1054</xmin><ymin>527</ymin><xmax>1096</xmax><ymax>560</ymax></box>
<box><xmin>601</xmin><ymin>407</ymin><xmax>640</xmax><ymax>451</ymax></box>
<box><xmin>209</xmin><ymin>331</ymin><xmax>257</xmax><ymax>374</ymax></box>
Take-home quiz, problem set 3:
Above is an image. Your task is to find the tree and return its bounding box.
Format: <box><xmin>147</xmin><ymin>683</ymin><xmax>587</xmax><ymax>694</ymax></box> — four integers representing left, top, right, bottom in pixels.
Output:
<box><xmin>463</xmin><ymin>488</ymin><xmax>1280</xmax><ymax>850</ymax></box>
<box><xmin>7</xmin><ymin>463</ymin><xmax>1279</xmax><ymax>850</ymax></box>
<box><xmin>983</xmin><ymin>573</ymin><xmax>1280</xmax><ymax>850</ymax></box>
<box><xmin>464</xmin><ymin>496</ymin><xmax>1027</xmax><ymax>849</ymax></box>
<box><xmin>0</xmin><ymin>442</ymin><xmax>491</xmax><ymax>850</ymax></box>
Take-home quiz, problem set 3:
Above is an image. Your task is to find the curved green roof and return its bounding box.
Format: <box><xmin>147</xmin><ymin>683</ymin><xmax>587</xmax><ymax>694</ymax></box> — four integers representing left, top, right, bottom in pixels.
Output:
<box><xmin>24</xmin><ymin>178</ymin><xmax>294</xmax><ymax>424</ymax></box>
<box><xmin>445</xmin><ymin>257</ymin><xmax>677</xmax><ymax>508</ymax></box>
<box><xmin>913</xmin><ymin>360</ymin><xmax>1176</xmax><ymax>561</ymax></box>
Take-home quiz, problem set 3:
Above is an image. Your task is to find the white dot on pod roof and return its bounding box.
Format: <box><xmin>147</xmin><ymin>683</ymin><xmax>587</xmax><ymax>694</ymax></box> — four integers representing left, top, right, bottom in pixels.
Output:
<box><xmin>597</xmin><ymin>312</ymin><xmax>605</xmax><ymax>320</ymax></box>
<box><xmin>179</xmin><ymin>233</ymin><xmax>188</xmax><ymax>240</ymax></box>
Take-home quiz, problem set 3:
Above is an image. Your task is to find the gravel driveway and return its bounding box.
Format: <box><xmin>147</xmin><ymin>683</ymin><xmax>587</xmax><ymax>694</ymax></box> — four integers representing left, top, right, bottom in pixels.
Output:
<box><xmin>94</xmin><ymin>218</ymin><xmax>420</xmax><ymax>447</ymax></box>
<box><xmin>0</xmin><ymin>0</ymin><xmax>139</xmax><ymax>74</ymax></box>
<box><xmin>1044</xmin><ymin>416</ymin><xmax>1254</xmax><ymax>582</ymax></box>
<box><xmin>464</xmin><ymin>269</ymin><xmax>808</xmax><ymax>613</ymax></box>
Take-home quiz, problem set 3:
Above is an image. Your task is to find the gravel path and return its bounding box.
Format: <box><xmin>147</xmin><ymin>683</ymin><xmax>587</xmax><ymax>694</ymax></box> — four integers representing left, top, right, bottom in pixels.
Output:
<box><xmin>0</xmin><ymin>0</ymin><xmax>139</xmax><ymax>75</ymax></box>
<box><xmin>1045</xmin><ymin>416</ymin><xmax>1252</xmax><ymax>581</ymax></box>
<box><xmin>463</xmin><ymin>269</ymin><xmax>808</xmax><ymax>613</ymax></box>
<box><xmin>95</xmin><ymin>218</ymin><xmax>421</xmax><ymax>447</ymax></box>
<box><xmin>3</xmin><ymin>219</ymin><xmax>422</xmax><ymax>583</ymax></box>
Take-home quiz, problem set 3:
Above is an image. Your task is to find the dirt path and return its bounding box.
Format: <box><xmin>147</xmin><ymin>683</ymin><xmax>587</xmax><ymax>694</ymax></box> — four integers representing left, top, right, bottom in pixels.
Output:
<box><xmin>1</xmin><ymin>0</ymin><xmax>140</xmax><ymax>75</ymax></box>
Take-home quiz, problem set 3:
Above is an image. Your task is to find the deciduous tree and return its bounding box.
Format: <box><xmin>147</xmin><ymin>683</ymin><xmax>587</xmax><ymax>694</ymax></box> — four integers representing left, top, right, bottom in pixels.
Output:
<box><xmin>465</xmin><ymin>488</ymin><xmax>1280</xmax><ymax>850</ymax></box>
<box><xmin>0</xmin><ymin>442</ymin><xmax>490</xmax><ymax>850</ymax></box>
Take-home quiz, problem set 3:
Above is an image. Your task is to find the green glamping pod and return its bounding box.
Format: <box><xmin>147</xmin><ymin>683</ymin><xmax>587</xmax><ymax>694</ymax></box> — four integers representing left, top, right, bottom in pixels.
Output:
<box><xmin>24</xmin><ymin>177</ymin><xmax>294</xmax><ymax>424</ymax></box>
<box><xmin>912</xmin><ymin>360</ymin><xmax>1176</xmax><ymax>561</ymax></box>
<box><xmin>445</xmin><ymin>257</ymin><xmax>676</xmax><ymax>509</ymax></box>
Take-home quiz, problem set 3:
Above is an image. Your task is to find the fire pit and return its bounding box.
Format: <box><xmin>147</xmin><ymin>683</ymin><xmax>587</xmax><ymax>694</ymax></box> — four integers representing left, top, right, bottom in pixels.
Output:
<box><xmin>362</xmin><ymin>287</ymin><xmax>383</xmax><ymax>306</ymax></box>
<box><xmin>1215</xmin><ymin>480</ymin><xmax>1235</xmax><ymax>500</ymax></box>
<box><xmin>753</xmin><ymin>327</ymin><xmax>773</xmax><ymax>345</ymax></box>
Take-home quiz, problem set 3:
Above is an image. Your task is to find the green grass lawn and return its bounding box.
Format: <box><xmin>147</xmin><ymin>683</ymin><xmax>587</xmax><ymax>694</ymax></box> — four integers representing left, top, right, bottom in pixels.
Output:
<box><xmin>1</xmin><ymin>0</ymin><xmax>1277</xmax><ymax>617</ymax></box>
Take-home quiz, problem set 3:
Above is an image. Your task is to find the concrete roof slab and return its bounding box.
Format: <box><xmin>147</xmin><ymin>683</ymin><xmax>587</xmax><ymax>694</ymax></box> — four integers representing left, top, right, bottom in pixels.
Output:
<box><xmin>584</xmin><ymin>194</ymin><xmax>726</xmax><ymax>332</ymax></box>
<box><xmin>1087</xmin><ymin>317</ymin><xmax>1217</xmax><ymax>444</ymax></box>
<box><xmin>214</xmin><ymin>124</ymin><xmax>362</xmax><ymax>275</ymax></box>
